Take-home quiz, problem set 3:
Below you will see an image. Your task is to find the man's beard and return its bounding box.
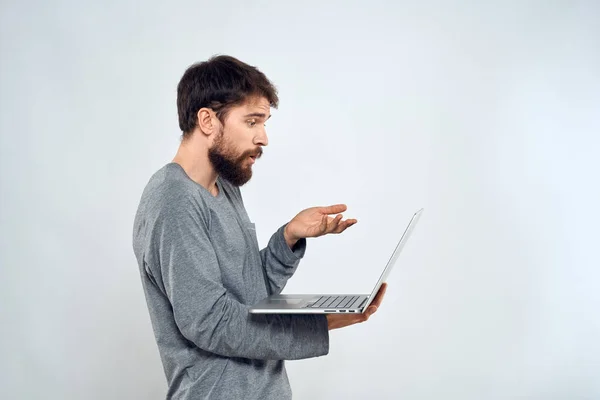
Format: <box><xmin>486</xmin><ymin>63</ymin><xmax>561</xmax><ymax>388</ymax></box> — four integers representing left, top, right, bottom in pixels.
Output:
<box><xmin>208</xmin><ymin>128</ymin><xmax>263</xmax><ymax>187</ymax></box>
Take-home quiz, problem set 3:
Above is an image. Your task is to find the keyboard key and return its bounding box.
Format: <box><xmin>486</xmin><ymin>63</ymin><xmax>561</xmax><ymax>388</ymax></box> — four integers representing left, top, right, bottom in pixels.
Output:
<box><xmin>357</xmin><ymin>298</ymin><xmax>368</xmax><ymax>309</ymax></box>
<box><xmin>322</xmin><ymin>296</ymin><xmax>336</xmax><ymax>308</ymax></box>
<box><xmin>340</xmin><ymin>296</ymin><xmax>356</xmax><ymax>308</ymax></box>
<box><xmin>311</xmin><ymin>296</ymin><xmax>327</xmax><ymax>308</ymax></box>
<box><xmin>348</xmin><ymin>297</ymin><xmax>362</xmax><ymax>309</ymax></box>
<box><xmin>331</xmin><ymin>296</ymin><xmax>346</xmax><ymax>308</ymax></box>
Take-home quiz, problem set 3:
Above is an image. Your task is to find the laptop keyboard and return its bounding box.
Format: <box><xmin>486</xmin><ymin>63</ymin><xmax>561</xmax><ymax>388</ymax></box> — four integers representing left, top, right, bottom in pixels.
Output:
<box><xmin>305</xmin><ymin>295</ymin><xmax>365</xmax><ymax>309</ymax></box>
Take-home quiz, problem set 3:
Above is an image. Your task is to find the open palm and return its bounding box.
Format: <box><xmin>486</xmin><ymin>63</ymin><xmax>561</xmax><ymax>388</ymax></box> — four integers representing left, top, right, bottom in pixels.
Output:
<box><xmin>284</xmin><ymin>204</ymin><xmax>357</xmax><ymax>243</ymax></box>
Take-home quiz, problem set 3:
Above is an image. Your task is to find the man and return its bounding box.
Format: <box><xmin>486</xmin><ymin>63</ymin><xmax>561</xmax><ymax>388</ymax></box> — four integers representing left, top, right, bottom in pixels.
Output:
<box><xmin>132</xmin><ymin>55</ymin><xmax>386</xmax><ymax>399</ymax></box>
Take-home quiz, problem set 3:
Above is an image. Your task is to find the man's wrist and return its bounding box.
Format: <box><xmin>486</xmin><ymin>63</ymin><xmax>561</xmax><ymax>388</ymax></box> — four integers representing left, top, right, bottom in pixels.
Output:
<box><xmin>283</xmin><ymin>224</ymin><xmax>299</xmax><ymax>249</ymax></box>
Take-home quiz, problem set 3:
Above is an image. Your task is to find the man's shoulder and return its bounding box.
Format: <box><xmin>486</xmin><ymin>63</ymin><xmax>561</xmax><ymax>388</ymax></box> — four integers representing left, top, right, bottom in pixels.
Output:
<box><xmin>140</xmin><ymin>163</ymin><xmax>209</xmax><ymax>216</ymax></box>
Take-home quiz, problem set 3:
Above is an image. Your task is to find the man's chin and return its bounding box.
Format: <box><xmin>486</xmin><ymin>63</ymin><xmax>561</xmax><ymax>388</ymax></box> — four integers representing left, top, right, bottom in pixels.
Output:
<box><xmin>221</xmin><ymin>171</ymin><xmax>253</xmax><ymax>187</ymax></box>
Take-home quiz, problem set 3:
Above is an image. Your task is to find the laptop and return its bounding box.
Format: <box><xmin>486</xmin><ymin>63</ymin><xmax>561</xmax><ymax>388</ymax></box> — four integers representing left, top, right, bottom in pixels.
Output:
<box><xmin>249</xmin><ymin>208</ymin><xmax>423</xmax><ymax>314</ymax></box>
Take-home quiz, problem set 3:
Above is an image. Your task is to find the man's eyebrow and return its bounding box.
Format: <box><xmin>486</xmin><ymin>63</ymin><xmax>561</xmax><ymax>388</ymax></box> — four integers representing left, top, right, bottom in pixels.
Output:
<box><xmin>243</xmin><ymin>113</ymin><xmax>272</xmax><ymax>120</ymax></box>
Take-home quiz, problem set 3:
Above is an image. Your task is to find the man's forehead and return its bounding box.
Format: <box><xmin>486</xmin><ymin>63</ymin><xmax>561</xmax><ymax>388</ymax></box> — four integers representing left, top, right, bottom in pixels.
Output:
<box><xmin>239</xmin><ymin>96</ymin><xmax>271</xmax><ymax>113</ymax></box>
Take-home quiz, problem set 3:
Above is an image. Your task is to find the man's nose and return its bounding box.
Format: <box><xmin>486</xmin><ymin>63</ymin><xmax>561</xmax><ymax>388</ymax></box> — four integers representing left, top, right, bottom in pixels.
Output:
<box><xmin>253</xmin><ymin>127</ymin><xmax>268</xmax><ymax>146</ymax></box>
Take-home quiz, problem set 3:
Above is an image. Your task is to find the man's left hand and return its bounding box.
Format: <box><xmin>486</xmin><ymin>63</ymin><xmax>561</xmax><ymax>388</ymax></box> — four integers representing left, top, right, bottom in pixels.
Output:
<box><xmin>284</xmin><ymin>204</ymin><xmax>357</xmax><ymax>248</ymax></box>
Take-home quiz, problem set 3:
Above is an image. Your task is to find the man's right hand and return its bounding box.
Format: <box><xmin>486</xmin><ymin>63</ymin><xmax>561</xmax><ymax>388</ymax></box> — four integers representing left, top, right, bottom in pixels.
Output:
<box><xmin>326</xmin><ymin>283</ymin><xmax>387</xmax><ymax>330</ymax></box>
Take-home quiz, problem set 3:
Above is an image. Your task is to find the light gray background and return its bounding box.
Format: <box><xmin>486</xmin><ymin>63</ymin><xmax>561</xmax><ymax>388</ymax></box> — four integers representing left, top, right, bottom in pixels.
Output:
<box><xmin>1</xmin><ymin>1</ymin><xmax>599</xmax><ymax>399</ymax></box>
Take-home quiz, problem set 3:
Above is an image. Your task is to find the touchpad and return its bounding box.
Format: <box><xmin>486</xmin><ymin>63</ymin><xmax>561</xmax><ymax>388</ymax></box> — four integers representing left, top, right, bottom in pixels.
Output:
<box><xmin>269</xmin><ymin>299</ymin><xmax>303</xmax><ymax>305</ymax></box>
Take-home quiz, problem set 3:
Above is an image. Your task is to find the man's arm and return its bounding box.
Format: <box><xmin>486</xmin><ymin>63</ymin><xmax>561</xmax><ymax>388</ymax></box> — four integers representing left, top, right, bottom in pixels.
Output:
<box><xmin>258</xmin><ymin>224</ymin><xmax>306</xmax><ymax>295</ymax></box>
<box><xmin>258</xmin><ymin>204</ymin><xmax>358</xmax><ymax>294</ymax></box>
<box><xmin>153</xmin><ymin>198</ymin><xmax>329</xmax><ymax>361</ymax></box>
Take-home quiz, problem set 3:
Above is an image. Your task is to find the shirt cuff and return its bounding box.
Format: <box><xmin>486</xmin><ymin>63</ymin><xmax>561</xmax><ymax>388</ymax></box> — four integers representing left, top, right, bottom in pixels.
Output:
<box><xmin>273</xmin><ymin>224</ymin><xmax>307</xmax><ymax>265</ymax></box>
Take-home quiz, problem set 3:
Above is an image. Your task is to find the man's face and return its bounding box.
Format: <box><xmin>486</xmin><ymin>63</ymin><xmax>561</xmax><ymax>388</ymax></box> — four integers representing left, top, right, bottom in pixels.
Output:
<box><xmin>208</xmin><ymin>96</ymin><xmax>270</xmax><ymax>186</ymax></box>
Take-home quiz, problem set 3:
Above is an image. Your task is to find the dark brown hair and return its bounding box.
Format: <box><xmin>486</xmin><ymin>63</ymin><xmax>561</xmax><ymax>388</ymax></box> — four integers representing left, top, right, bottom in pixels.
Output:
<box><xmin>177</xmin><ymin>55</ymin><xmax>279</xmax><ymax>137</ymax></box>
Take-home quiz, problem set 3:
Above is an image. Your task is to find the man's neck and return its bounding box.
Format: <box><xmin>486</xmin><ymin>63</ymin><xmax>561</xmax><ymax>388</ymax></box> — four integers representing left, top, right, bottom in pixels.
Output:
<box><xmin>172</xmin><ymin>140</ymin><xmax>219</xmax><ymax>197</ymax></box>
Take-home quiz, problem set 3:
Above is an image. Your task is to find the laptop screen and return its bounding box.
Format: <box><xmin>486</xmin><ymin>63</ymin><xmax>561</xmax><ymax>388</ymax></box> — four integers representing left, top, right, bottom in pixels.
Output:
<box><xmin>362</xmin><ymin>208</ymin><xmax>423</xmax><ymax>310</ymax></box>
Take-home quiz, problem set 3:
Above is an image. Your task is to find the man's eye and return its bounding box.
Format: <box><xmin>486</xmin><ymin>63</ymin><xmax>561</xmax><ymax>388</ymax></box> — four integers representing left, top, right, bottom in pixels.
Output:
<box><xmin>247</xmin><ymin>120</ymin><xmax>256</xmax><ymax>127</ymax></box>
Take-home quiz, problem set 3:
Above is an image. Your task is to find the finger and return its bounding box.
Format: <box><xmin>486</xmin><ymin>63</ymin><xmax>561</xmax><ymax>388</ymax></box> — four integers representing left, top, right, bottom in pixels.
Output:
<box><xmin>325</xmin><ymin>214</ymin><xmax>343</xmax><ymax>233</ymax></box>
<box><xmin>320</xmin><ymin>204</ymin><xmax>347</xmax><ymax>215</ymax></box>
<box><xmin>363</xmin><ymin>305</ymin><xmax>379</xmax><ymax>320</ymax></box>
<box><xmin>332</xmin><ymin>220</ymin><xmax>350</xmax><ymax>234</ymax></box>
<box><xmin>333</xmin><ymin>218</ymin><xmax>358</xmax><ymax>234</ymax></box>
<box><xmin>319</xmin><ymin>214</ymin><xmax>328</xmax><ymax>233</ymax></box>
<box><xmin>370</xmin><ymin>283</ymin><xmax>388</xmax><ymax>308</ymax></box>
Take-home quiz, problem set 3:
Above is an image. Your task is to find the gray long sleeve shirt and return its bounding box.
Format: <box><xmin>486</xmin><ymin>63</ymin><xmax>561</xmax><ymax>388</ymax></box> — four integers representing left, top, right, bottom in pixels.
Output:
<box><xmin>132</xmin><ymin>163</ymin><xmax>329</xmax><ymax>399</ymax></box>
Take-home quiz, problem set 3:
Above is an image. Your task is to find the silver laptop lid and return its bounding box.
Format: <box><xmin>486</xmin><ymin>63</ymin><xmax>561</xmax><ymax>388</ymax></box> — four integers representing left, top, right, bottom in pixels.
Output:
<box><xmin>362</xmin><ymin>208</ymin><xmax>423</xmax><ymax>310</ymax></box>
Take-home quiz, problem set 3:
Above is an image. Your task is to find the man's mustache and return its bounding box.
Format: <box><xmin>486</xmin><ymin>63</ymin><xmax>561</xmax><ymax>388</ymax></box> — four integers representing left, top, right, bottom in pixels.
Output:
<box><xmin>239</xmin><ymin>147</ymin><xmax>263</xmax><ymax>160</ymax></box>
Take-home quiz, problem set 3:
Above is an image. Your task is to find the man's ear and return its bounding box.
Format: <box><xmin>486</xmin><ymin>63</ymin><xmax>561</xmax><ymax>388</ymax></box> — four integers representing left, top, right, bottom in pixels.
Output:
<box><xmin>197</xmin><ymin>108</ymin><xmax>218</xmax><ymax>136</ymax></box>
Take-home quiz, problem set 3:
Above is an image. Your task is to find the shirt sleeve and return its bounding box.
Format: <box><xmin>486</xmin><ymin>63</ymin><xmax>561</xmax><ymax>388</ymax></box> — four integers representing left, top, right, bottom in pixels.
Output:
<box><xmin>154</xmin><ymin>196</ymin><xmax>329</xmax><ymax>361</ymax></box>
<box><xmin>259</xmin><ymin>224</ymin><xmax>307</xmax><ymax>295</ymax></box>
